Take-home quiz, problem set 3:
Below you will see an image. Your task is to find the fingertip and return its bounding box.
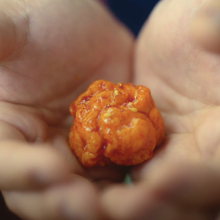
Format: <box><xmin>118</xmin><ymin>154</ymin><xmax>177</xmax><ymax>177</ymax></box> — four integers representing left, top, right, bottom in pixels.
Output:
<box><xmin>190</xmin><ymin>1</ymin><xmax>220</xmax><ymax>53</ymax></box>
<box><xmin>101</xmin><ymin>185</ymin><xmax>132</xmax><ymax>220</ymax></box>
<box><xmin>101</xmin><ymin>185</ymin><xmax>153</xmax><ymax>220</ymax></box>
<box><xmin>46</xmin><ymin>177</ymin><xmax>101</xmax><ymax>220</ymax></box>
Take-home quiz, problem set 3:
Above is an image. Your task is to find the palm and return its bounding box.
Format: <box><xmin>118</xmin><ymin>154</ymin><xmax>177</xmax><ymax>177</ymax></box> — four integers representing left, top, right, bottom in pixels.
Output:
<box><xmin>133</xmin><ymin>0</ymin><xmax>220</xmax><ymax>177</ymax></box>
<box><xmin>0</xmin><ymin>0</ymin><xmax>133</xmax><ymax>175</ymax></box>
<box><xmin>2</xmin><ymin>0</ymin><xmax>132</xmax><ymax>112</ymax></box>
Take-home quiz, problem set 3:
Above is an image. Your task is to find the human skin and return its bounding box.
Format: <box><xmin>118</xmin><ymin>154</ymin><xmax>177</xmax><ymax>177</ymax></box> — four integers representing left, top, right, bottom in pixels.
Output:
<box><xmin>101</xmin><ymin>0</ymin><xmax>220</xmax><ymax>219</ymax></box>
<box><xmin>0</xmin><ymin>0</ymin><xmax>134</xmax><ymax>219</ymax></box>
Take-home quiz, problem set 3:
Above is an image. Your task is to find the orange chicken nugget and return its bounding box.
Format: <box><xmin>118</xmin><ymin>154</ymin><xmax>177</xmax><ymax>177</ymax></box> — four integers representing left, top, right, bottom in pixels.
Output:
<box><xmin>69</xmin><ymin>80</ymin><xmax>164</xmax><ymax>167</ymax></box>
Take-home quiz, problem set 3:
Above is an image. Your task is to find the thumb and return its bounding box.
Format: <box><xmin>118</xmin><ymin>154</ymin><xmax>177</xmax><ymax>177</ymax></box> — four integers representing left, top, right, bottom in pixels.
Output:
<box><xmin>190</xmin><ymin>0</ymin><xmax>220</xmax><ymax>53</ymax></box>
<box><xmin>0</xmin><ymin>2</ymin><xmax>28</xmax><ymax>61</ymax></box>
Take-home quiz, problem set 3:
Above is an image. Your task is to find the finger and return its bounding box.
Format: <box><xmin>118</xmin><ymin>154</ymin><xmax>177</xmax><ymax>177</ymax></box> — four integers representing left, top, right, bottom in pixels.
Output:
<box><xmin>0</xmin><ymin>141</ymin><xmax>71</xmax><ymax>190</ymax></box>
<box><xmin>101</xmin><ymin>184</ymin><xmax>152</xmax><ymax>220</ymax></box>
<box><xmin>190</xmin><ymin>0</ymin><xmax>220</xmax><ymax>53</ymax></box>
<box><xmin>146</xmin><ymin>162</ymin><xmax>220</xmax><ymax>208</ymax></box>
<box><xmin>3</xmin><ymin>177</ymin><xmax>101</xmax><ymax>220</ymax></box>
<box><xmin>101</xmin><ymin>183</ymin><xmax>216</xmax><ymax>220</ymax></box>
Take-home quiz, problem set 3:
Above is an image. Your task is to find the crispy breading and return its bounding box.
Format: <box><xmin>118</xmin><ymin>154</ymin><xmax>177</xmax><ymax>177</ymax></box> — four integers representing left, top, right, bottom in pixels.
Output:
<box><xmin>69</xmin><ymin>80</ymin><xmax>164</xmax><ymax>167</ymax></box>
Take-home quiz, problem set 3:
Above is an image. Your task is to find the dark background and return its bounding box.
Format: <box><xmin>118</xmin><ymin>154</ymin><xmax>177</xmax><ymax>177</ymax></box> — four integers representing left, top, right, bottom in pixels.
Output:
<box><xmin>0</xmin><ymin>0</ymin><xmax>159</xmax><ymax>219</ymax></box>
<box><xmin>107</xmin><ymin>0</ymin><xmax>159</xmax><ymax>35</ymax></box>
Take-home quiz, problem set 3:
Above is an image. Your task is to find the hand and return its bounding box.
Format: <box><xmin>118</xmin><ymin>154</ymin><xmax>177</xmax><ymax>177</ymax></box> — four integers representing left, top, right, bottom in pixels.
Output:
<box><xmin>101</xmin><ymin>0</ymin><xmax>220</xmax><ymax>219</ymax></box>
<box><xmin>0</xmin><ymin>0</ymin><xmax>134</xmax><ymax>219</ymax></box>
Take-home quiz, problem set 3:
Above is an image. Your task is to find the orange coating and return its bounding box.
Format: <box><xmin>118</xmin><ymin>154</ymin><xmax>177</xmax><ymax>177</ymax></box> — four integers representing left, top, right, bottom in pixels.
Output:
<box><xmin>69</xmin><ymin>80</ymin><xmax>164</xmax><ymax>167</ymax></box>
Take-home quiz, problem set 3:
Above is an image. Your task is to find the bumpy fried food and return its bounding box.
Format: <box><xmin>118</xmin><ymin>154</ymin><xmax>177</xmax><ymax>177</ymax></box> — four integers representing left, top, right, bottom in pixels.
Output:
<box><xmin>69</xmin><ymin>80</ymin><xmax>164</xmax><ymax>167</ymax></box>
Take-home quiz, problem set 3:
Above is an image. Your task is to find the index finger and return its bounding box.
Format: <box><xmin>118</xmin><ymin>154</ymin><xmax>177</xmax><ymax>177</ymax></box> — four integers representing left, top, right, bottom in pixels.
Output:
<box><xmin>0</xmin><ymin>140</ymin><xmax>72</xmax><ymax>190</ymax></box>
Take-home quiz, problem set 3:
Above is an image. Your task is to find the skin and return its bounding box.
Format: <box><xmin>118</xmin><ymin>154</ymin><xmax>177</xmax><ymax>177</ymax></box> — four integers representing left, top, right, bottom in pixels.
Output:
<box><xmin>1</xmin><ymin>0</ymin><xmax>220</xmax><ymax>219</ymax></box>
<box><xmin>101</xmin><ymin>0</ymin><xmax>220</xmax><ymax>220</ymax></box>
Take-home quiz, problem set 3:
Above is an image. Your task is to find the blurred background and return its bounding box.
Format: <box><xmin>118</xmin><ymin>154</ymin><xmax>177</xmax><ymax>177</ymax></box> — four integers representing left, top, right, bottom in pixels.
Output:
<box><xmin>106</xmin><ymin>0</ymin><xmax>160</xmax><ymax>35</ymax></box>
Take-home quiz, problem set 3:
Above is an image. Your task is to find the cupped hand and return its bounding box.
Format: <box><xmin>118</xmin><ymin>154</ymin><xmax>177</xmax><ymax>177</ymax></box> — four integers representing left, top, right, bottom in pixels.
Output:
<box><xmin>102</xmin><ymin>0</ymin><xmax>220</xmax><ymax>219</ymax></box>
<box><xmin>0</xmin><ymin>0</ymin><xmax>134</xmax><ymax>219</ymax></box>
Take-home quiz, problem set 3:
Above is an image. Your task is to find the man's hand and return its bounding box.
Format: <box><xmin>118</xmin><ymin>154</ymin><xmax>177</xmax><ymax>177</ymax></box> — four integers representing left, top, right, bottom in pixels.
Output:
<box><xmin>101</xmin><ymin>0</ymin><xmax>220</xmax><ymax>219</ymax></box>
<box><xmin>0</xmin><ymin>0</ymin><xmax>134</xmax><ymax>219</ymax></box>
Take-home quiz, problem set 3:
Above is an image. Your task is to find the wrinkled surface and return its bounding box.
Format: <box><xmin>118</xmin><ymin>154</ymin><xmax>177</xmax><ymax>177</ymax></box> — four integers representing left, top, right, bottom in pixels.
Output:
<box><xmin>69</xmin><ymin>80</ymin><xmax>164</xmax><ymax>167</ymax></box>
